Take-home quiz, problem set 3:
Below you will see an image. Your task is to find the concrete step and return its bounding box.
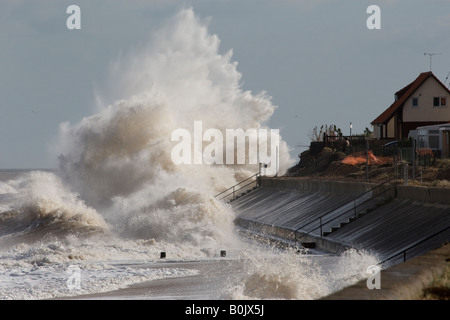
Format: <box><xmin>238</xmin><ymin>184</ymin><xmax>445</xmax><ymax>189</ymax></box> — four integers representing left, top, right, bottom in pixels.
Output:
<box><xmin>349</xmin><ymin>213</ymin><xmax>365</xmax><ymax>222</ymax></box>
<box><xmin>228</xmin><ymin>186</ymin><xmax>261</xmax><ymax>203</ymax></box>
<box><xmin>301</xmin><ymin>242</ymin><xmax>316</xmax><ymax>249</ymax></box>
<box><xmin>339</xmin><ymin>222</ymin><xmax>349</xmax><ymax>228</ymax></box>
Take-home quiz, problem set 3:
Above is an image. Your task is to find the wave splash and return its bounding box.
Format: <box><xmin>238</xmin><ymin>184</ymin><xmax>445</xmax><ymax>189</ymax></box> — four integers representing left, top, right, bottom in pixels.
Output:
<box><xmin>2</xmin><ymin>7</ymin><xmax>293</xmax><ymax>254</ymax></box>
<box><xmin>52</xmin><ymin>7</ymin><xmax>293</xmax><ymax>249</ymax></box>
<box><xmin>0</xmin><ymin>8</ymin><xmax>381</xmax><ymax>300</ymax></box>
<box><xmin>224</xmin><ymin>248</ymin><xmax>380</xmax><ymax>300</ymax></box>
<box><xmin>0</xmin><ymin>171</ymin><xmax>107</xmax><ymax>241</ymax></box>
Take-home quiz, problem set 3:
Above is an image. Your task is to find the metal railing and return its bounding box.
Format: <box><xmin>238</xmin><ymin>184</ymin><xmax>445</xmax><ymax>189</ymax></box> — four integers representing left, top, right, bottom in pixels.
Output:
<box><xmin>378</xmin><ymin>226</ymin><xmax>450</xmax><ymax>266</ymax></box>
<box><xmin>294</xmin><ymin>178</ymin><xmax>395</xmax><ymax>242</ymax></box>
<box><xmin>215</xmin><ymin>172</ymin><xmax>261</xmax><ymax>202</ymax></box>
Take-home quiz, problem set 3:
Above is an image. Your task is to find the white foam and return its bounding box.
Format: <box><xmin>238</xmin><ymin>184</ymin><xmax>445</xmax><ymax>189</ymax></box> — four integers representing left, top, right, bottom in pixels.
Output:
<box><xmin>0</xmin><ymin>233</ymin><xmax>202</xmax><ymax>299</ymax></box>
<box><xmin>0</xmin><ymin>261</ymin><xmax>198</xmax><ymax>300</ymax></box>
<box><xmin>221</xmin><ymin>245</ymin><xmax>380</xmax><ymax>300</ymax></box>
<box><xmin>0</xmin><ymin>181</ymin><xmax>17</xmax><ymax>195</ymax></box>
<box><xmin>0</xmin><ymin>171</ymin><xmax>107</xmax><ymax>232</ymax></box>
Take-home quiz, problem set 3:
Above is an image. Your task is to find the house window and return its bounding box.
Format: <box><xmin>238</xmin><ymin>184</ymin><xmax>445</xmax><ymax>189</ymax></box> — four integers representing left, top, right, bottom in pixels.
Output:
<box><xmin>433</xmin><ymin>97</ymin><xmax>447</xmax><ymax>107</ymax></box>
<box><xmin>412</xmin><ymin>97</ymin><xmax>418</xmax><ymax>107</ymax></box>
<box><xmin>429</xmin><ymin>135</ymin><xmax>439</xmax><ymax>149</ymax></box>
<box><xmin>434</xmin><ymin>97</ymin><xmax>440</xmax><ymax>107</ymax></box>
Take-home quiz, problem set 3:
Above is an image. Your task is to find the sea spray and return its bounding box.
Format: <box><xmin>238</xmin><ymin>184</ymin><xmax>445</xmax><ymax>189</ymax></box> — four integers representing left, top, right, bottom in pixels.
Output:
<box><xmin>0</xmin><ymin>7</ymin><xmax>308</xmax><ymax>299</ymax></box>
<box><xmin>56</xmin><ymin>8</ymin><xmax>293</xmax><ymax>205</ymax></box>
<box><xmin>237</xmin><ymin>252</ymin><xmax>329</xmax><ymax>300</ymax></box>
<box><xmin>109</xmin><ymin>184</ymin><xmax>238</xmax><ymax>249</ymax></box>
<box><xmin>222</xmin><ymin>246</ymin><xmax>380</xmax><ymax>300</ymax></box>
<box><xmin>327</xmin><ymin>248</ymin><xmax>381</xmax><ymax>292</ymax></box>
<box><xmin>0</xmin><ymin>171</ymin><xmax>107</xmax><ymax>238</ymax></box>
<box><xmin>0</xmin><ymin>7</ymin><xmax>294</xmax><ymax>258</ymax></box>
<box><xmin>54</xmin><ymin>7</ymin><xmax>294</xmax><ymax>249</ymax></box>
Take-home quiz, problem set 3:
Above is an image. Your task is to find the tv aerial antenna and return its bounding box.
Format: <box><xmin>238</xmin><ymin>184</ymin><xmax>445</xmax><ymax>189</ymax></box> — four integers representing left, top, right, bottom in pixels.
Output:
<box><xmin>424</xmin><ymin>52</ymin><xmax>442</xmax><ymax>71</ymax></box>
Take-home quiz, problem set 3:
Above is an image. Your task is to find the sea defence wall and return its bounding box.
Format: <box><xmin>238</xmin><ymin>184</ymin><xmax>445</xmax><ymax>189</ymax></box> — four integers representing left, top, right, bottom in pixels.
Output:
<box><xmin>262</xmin><ymin>177</ymin><xmax>450</xmax><ymax>205</ymax></box>
<box><xmin>260</xmin><ymin>178</ymin><xmax>376</xmax><ymax>196</ymax></box>
<box><xmin>232</xmin><ymin>177</ymin><xmax>450</xmax><ymax>263</ymax></box>
<box><xmin>396</xmin><ymin>184</ymin><xmax>450</xmax><ymax>205</ymax></box>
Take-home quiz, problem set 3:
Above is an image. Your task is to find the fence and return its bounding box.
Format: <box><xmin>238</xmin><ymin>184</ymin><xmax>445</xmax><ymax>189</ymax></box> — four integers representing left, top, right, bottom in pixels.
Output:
<box><xmin>321</xmin><ymin>135</ymin><xmax>437</xmax><ymax>183</ymax></box>
<box><xmin>323</xmin><ymin>135</ymin><xmax>436</xmax><ymax>165</ymax></box>
<box><xmin>323</xmin><ymin>134</ymin><xmax>368</xmax><ymax>154</ymax></box>
<box><xmin>215</xmin><ymin>172</ymin><xmax>261</xmax><ymax>202</ymax></box>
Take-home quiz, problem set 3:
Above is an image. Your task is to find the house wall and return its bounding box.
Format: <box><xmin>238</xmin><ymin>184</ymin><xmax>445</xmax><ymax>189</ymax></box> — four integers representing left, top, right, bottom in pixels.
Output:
<box><xmin>372</xmin><ymin>124</ymin><xmax>382</xmax><ymax>139</ymax></box>
<box><xmin>372</xmin><ymin>125</ymin><xmax>379</xmax><ymax>138</ymax></box>
<box><xmin>387</xmin><ymin>117</ymin><xmax>395</xmax><ymax>138</ymax></box>
<box><xmin>372</xmin><ymin>119</ymin><xmax>396</xmax><ymax>139</ymax></box>
<box><xmin>403</xmin><ymin>77</ymin><xmax>450</xmax><ymax>122</ymax></box>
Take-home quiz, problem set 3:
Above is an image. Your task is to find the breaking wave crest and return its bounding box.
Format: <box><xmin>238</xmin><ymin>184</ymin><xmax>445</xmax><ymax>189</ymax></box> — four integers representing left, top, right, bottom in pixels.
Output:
<box><xmin>1</xmin><ymin>7</ymin><xmax>293</xmax><ymax>256</ymax></box>
<box><xmin>0</xmin><ymin>171</ymin><xmax>107</xmax><ymax>243</ymax></box>
<box><xmin>50</xmin><ymin>7</ymin><xmax>293</xmax><ymax>249</ymax></box>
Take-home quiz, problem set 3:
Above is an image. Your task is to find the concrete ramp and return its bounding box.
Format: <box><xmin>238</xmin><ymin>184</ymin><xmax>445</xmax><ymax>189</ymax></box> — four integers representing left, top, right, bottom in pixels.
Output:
<box><xmin>232</xmin><ymin>178</ymin><xmax>450</xmax><ymax>264</ymax></box>
<box><xmin>233</xmin><ymin>187</ymin><xmax>354</xmax><ymax>232</ymax></box>
<box><xmin>327</xmin><ymin>198</ymin><xmax>450</xmax><ymax>263</ymax></box>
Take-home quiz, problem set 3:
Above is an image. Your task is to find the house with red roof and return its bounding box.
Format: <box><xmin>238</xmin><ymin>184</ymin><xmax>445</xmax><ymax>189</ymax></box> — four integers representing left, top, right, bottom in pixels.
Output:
<box><xmin>371</xmin><ymin>71</ymin><xmax>450</xmax><ymax>140</ymax></box>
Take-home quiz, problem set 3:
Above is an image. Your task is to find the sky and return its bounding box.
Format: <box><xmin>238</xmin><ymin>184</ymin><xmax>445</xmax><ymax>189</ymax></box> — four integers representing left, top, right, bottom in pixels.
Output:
<box><xmin>1</xmin><ymin>0</ymin><xmax>450</xmax><ymax>169</ymax></box>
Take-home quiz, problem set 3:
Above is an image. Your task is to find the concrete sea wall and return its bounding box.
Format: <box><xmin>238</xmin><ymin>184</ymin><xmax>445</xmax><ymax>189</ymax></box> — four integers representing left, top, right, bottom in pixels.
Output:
<box><xmin>232</xmin><ymin>177</ymin><xmax>450</xmax><ymax>261</ymax></box>
<box><xmin>231</xmin><ymin>177</ymin><xmax>450</xmax><ymax>300</ymax></box>
<box><xmin>396</xmin><ymin>184</ymin><xmax>450</xmax><ymax>205</ymax></box>
<box><xmin>260</xmin><ymin>178</ymin><xmax>376</xmax><ymax>196</ymax></box>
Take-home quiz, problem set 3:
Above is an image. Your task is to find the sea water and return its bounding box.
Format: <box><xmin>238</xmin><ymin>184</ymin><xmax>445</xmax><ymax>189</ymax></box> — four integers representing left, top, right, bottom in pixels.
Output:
<box><xmin>0</xmin><ymin>8</ymin><xmax>378</xmax><ymax>300</ymax></box>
